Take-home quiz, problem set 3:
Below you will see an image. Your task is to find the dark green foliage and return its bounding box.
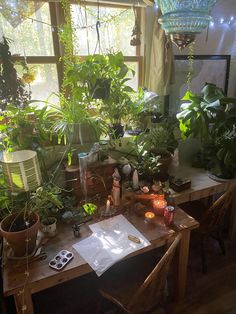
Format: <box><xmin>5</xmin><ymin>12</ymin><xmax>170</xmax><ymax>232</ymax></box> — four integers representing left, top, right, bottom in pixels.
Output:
<box><xmin>0</xmin><ymin>37</ymin><xmax>30</xmax><ymax>110</ymax></box>
<box><xmin>177</xmin><ymin>83</ymin><xmax>236</xmax><ymax>178</ymax></box>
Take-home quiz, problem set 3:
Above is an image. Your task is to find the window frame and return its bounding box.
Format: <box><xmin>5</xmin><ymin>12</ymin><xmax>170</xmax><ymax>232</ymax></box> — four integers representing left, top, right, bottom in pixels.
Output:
<box><xmin>7</xmin><ymin>1</ymin><xmax>143</xmax><ymax>96</ymax></box>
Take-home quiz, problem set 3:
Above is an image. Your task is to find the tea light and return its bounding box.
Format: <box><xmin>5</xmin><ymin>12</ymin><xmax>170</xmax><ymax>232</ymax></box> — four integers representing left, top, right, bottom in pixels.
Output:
<box><xmin>145</xmin><ymin>211</ymin><xmax>155</xmax><ymax>222</ymax></box>
<box><xmin>153</xmin><ymin>195</ymin><xmax>167</xmax><ymax>216</ymax></box>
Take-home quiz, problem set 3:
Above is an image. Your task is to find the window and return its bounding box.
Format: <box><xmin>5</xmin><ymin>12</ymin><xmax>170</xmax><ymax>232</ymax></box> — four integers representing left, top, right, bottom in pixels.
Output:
<box><xmin>0</xmin><ymin>2</ymin><xmax>59</xmax><ymax>102</ymax></box>
<box><xmin>0</xmin><ymin>1</ymin><xmax>142</xmax><ymax>101</ymax></box>
<box><xmin>71</xmin><ymin>4</ymin><xmax>142</xmax><ymax>90</ymax></box>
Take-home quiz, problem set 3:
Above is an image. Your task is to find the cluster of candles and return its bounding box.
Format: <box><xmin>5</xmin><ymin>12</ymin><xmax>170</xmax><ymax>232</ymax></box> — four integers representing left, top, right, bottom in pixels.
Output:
<box><xmin>144</xmin><ymin>194</ymin><xmax>168</xmax><ymax>223</ymax></box>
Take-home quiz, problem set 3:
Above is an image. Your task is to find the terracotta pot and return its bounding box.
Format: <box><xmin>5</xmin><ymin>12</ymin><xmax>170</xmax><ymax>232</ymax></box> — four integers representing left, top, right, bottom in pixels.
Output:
<box><xmin>0</xmin><ymin>212</ymin><xmax>40</xmax><ymax>257</ymax></box>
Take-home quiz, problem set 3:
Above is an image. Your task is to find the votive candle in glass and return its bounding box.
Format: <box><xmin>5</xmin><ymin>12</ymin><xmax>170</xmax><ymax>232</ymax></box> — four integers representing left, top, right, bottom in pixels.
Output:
<box><xmin>153</xmin><ymin>194</ymin><xmax>167</xmax><ymax>216</ymax></box>
<box><xmin>145</xmin><ymin>211</ymin><xmax>155</xmax><ymax>222</ymax></box>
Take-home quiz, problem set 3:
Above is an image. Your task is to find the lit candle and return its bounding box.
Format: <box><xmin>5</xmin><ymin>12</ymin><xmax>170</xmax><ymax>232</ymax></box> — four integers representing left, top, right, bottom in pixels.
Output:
<box><xmin>105</xmin><ymin>199</ymin><xmax>110</xmax><ymax>213</ymax></box>
<box><xmin>145</xmin><ymin>211</ymin><xmax>155</xmax><ymax>222</ymax></box>
<box><xmin>153</xmin><ymin>195</ymin><xmax>167</xmax><ymax>216</ymax></box>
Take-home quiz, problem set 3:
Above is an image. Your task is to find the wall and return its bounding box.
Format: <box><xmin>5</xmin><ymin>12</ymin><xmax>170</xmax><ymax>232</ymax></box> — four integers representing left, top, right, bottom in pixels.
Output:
<box><xmin>173</xmin><ymin>0</ymin><xmax>236</xmax><ymax>97</ymax></box>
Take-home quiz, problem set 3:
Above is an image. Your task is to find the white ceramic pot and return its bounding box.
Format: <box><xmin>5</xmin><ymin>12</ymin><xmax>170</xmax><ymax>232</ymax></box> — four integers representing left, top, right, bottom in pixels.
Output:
<box><xmin>41</xmin><ymin>217</ymin><xmax>57</xmax><ymax>237</ymax></box>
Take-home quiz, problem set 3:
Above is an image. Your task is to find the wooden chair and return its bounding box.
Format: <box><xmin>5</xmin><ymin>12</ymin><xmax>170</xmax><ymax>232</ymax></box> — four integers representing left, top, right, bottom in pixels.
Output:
<box><xmin>98</xmin><ymin>234</ymin><xmax>181</xmax><ymax>314</ymax></box>
<box><xmin>180</xmin><ymin>184</ymin><xmax>236</xmax><ymax>273</ymax></box>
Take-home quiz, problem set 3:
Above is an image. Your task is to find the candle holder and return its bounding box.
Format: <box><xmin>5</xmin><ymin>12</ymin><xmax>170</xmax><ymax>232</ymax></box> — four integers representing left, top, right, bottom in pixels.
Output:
<box><xmin>144</xmin><ymin>211</ymin><xmax>155</xmax><ymax>223</ymax></box>
<box><xmin>100</xmin><ymin>198</ymin><xmax>117</xmax><ymax>217</ymax></box>
<box><xmin>100</xmin><ymin>205</ymin><xmax>117</xmax><ymax>217</ymax></box>
<box><xmin>153</xmin><ymin>195</ymin><xmax>167</xmax><ymax>216</ymax></box>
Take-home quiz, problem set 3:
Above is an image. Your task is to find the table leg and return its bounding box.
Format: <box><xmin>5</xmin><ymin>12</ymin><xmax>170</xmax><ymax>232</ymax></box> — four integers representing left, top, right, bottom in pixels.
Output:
<box><xmin>176</xmin><ymin>229</ymin><xmax>191</xmax><ymax>303</ymax></box>
<box><xmin>14</xmin><ymin>286</ymin><xmax>34</xmax><ymax>314</ymax></box>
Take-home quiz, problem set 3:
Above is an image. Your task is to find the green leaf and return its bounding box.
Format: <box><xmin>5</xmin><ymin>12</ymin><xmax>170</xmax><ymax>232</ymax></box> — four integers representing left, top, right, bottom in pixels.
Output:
<box><xmin>224</xmin><ymin>151</ymin><xmax>233</xmax><ymax>166</ymax></box>
<box><xmin>217</xmin><ymin>148</ymin><xmax>226</xmax><ymax>161</ymax></box>
<box><xmin>205</xmin><ymin>99</ymin><xmax>221</xmax><ymax>110</ymax></box>
<box><xmin>202</xmin><ymin>84</ymin><xmax>225</xmax><ymax>103</ymax></box>
<box><xmin>176</xmin><ymin>109</ymin><xmax>192</xmax><ymax>120</ymax></box>
<box><xmin>123</xmin><ymin>86</ymin><xmax>134</xmax><ymax>93</ymax></box>
<box><xmin>181</xmin><ymin>91</ymin><xmax>194</xmax><ymax>101</ymax></box>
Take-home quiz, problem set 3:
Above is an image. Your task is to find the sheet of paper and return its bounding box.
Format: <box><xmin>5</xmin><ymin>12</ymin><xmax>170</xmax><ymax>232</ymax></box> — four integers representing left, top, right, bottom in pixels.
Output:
<box><xmin>73</xmin><ymin>214</ymin><xmax>151</xmax><ymax>276</ymax></box>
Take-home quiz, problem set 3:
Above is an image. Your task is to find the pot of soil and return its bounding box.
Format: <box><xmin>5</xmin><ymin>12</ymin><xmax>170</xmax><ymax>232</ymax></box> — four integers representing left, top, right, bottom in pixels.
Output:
<box><xmin>41</xmin><ymin>217</ymin><xmax>57</xmax><ymax>238</ymax></box>
<box><xmin>156</xmin><ymin>151</ymin><xmax>173</xmax><ymax>182</ymax></box>
<box><xmin>110</xmin><ymin>124</ymin><xmax>124</xmax><ymax>139</ymax></box>
<box><xmin>0</xmin><ymin>212</ymin><xmax>39</xmax><ymax>257</ymax></box>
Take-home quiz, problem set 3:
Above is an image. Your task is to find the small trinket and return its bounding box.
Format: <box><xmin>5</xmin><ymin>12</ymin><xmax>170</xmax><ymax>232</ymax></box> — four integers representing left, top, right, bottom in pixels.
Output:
<box><xmin>112</xmin><ymin>168</ymin><xmax>121</xmax><ymax>206</ymax></box>
<box><xmin>151</xmin><ymin>181</ymin><xmax>162</xmax><ymax>192</ymax></box>
<box><xmin>128</xmin><ymin>234</ymin><xmax>141</xmax><ymax>244</ymax></box>
<box><xmin>72</xmin><ymin>224</ymin><xmax>81</xmax><ymax>238</ymax></box>
<box><xmin>132</xmin><ymin>169</ymin><xmax>139</xmax><ymax>190</ymax></box>
<box><xmin>141</xmin><ymin>186</ymin><xmax>149</xmax><ymax>194</ymax></box>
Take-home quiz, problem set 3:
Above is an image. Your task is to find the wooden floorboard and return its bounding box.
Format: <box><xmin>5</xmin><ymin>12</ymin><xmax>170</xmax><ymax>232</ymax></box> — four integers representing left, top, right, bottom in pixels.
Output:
<box><xmin>173</xmin><ymin>232</ymin><xmax>236</xmax><ymax>314</ymax></box>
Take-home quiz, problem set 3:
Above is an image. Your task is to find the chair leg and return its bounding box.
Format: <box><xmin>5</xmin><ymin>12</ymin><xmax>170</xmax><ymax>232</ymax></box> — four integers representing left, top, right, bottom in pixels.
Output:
<box><xmin>217</xmin><ymin>230</ymin><xmax>226</xmax><ymax>256</ymax></box>
<box><xmin>200</xmin><ymin>235</ymin><xmax>207</xmax><ymax>274</ymax></box>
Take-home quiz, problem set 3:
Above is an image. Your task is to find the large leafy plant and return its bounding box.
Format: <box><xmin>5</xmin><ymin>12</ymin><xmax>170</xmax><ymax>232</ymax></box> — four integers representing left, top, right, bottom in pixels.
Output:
<box><xmin>64</xmin><ymin>52</ymin><xmax>143</xmax><ymax>128</ymax></box>
<box><xmin>0</xmin><ymin>104</ymin><xmax>48</xmax><ymax>151</ymax></box>
<box><xmin>44</xmin><ymin>94</ymin><xmax>106</xmax><ymax>164</ymax></box>
<box><xmin>177</xmin><ymin>83</ymin><xmax>236</xmax><ymax>178</ymax></box>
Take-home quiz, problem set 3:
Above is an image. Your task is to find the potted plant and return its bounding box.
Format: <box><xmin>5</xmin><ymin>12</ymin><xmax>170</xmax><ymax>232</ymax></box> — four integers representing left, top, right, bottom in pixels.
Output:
<box><xmin>64</xmin><ymin>52</ymin><xmax>143</xmax><ymax>139</ymax></box>
<box><xmin>44</xmin><ymin>93</ymin><xmax>106</xmax><ymax>164</ymax></box>
<box><xmin>135</xmin><ymin>117</ymin><xmax>179</xmax><ymax>182</ymax></box>
<box><xmin>0</xmin><ymin>189</ymin><xmax>40</xmax><ymax>257</ymax></box>
<box><xmin>30</xmin><ymin>185</ymin><xmax>63</xmax><ymax>238</ymax></box>
<box><xmin>177</xmin><ymin>83</ymin><xmax>236</xmax><ymax>179</ymax></box>
<box><xmin>66</xmin><ymin>54</ymin><xmax>113</xmax><ymax>100</ymax></box>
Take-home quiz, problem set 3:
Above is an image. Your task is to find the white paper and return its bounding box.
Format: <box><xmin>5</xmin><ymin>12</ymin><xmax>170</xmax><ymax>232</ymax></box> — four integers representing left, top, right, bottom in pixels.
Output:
<box><xmin>73</xmin><ymin>215</ymin><xmax>151</xmax><ymax>276</ymax></box>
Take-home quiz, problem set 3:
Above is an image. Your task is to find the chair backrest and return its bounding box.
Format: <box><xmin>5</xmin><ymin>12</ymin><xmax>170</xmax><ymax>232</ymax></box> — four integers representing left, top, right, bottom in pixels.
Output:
<box><xmin>201</xmin><ymin>184</ymin><xmax>236</xmax><ymax>233</ymax></box>
<box><xmin>127</xmin><ymin>233</ymin><xmax>181</xmax><ymax>313</ymax></box>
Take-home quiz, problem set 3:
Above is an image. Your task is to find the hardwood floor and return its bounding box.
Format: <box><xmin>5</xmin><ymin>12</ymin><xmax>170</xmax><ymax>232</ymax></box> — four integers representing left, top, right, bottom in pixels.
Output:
<box><xmin>173</xmin><ymin>233</ymin><xmax>236</xmax><ymax>314</ymax></box>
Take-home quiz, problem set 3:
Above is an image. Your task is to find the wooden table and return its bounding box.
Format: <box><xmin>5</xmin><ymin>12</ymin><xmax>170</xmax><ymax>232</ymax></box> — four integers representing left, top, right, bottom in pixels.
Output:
<box><xmin>3</xmin><ymin>207</ymin><xmax>198</xmax><ymax>314</ymax></box>
<box><xmin>136</xmin><ymin>165</ymin><xmax>236</xmax><ymax>238</ymax></box>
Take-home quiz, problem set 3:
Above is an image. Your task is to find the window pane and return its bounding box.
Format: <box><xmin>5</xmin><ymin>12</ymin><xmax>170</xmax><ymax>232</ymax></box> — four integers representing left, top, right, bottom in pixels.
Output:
<box><xmin>71</xmin><ymin>5</ymin><xmax>136</xmax><ymax>56</ymax></box>
<box><xmin>0</xmin><ymin>3</ymin><xmax>54</xmax><ymax>56</ymax></box>
<box><xmin>15</xmin><ymin>63</ymin><xmax>59</xmax><ymax>103</ymax></box>
<box><xmin>126</xmin><ymin>62</ymin><xmax>139</xmax><ymax>90</ymax></box>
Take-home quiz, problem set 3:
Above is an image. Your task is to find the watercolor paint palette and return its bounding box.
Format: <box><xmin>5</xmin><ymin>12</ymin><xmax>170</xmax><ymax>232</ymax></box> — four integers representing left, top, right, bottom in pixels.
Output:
<box><xmin>49</xmin><ymin>250</ymin><xmax>74</xmax><ymax>270</ymax></box>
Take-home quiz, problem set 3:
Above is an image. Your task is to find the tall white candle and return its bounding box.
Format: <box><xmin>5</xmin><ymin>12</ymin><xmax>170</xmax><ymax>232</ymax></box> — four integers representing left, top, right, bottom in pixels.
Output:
<box><xmin>105</xmin><ymin>199</ymin><xmax>110</xmax><ymax>213</ymax></box>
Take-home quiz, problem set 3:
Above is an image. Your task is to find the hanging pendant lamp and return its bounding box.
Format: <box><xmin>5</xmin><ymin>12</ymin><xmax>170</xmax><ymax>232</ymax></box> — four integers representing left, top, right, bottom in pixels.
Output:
<box><xmin>156</xmin><ymin>0</ymin><xmax>218</xmax><ymax>49</ymax></box>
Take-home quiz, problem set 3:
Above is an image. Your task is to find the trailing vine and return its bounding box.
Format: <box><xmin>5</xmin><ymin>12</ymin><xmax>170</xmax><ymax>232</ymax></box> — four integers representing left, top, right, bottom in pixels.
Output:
<box><xmin>186</xmin><ymin>41</ymin><xmax>195</xmax><ymax>92</ymax></box>
<box><xmin>59</xmin><ymin>0</ymin><xmax>78</xmax><ymax>93</ymax></box>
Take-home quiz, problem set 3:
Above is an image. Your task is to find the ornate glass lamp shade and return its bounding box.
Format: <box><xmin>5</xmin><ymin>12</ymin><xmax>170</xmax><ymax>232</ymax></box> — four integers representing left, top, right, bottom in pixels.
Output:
<box><xmin>0</xmin><ymin>150</ymin><xmax>42</xmax><ymax>194</ymax></box>
<box><xmin>156</xmin><ymin>0</ymin><xmax>218</xmax><ymax>49</ymax></box>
